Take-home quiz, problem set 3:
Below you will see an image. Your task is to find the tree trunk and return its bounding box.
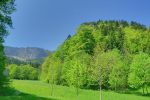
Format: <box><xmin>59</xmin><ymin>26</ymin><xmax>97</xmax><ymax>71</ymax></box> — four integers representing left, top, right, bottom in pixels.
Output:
<box><xmin>51</xmin><ymin>83</ymin><xmax>54</xmax><ymax>96</ymax></box>
<box><xmin>145</xmin><ymin>85</ymin><xmax>148</xmax><ymax>95</ymax></box>
<box><xmin>49</xmin><ymin>82</ymin><xmax>52</xmax><ymax>96</ymax></box>
<box><xmin>51</xmin><ymin>78</ymin><xmax>54</xmax><ymax>96</ymax></box>
<box><xmin>115</xmin><ymin>82</ymin><xmax>117</xmax><ymax>91</ymax></box>
<box><xmin>100</xmin><ymin>82</ymin><xmax>102</xmax><ymax>100</ymax></box>
<box><xmin>142</xmin><ymin>85</ymin><xmax>145</xmax><ymax>95</ymax></box>
<box><xmin>76</xmin><ymin>87</ymin><xmax>79</xmax><ymax>100</ymax></box>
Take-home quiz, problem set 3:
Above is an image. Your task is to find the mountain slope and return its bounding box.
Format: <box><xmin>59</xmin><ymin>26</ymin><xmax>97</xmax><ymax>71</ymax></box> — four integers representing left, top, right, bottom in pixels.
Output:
<box><xmin>4</xmin><ymin>46</ymin><xmax>51</xmax><ymax>61</ymax></box>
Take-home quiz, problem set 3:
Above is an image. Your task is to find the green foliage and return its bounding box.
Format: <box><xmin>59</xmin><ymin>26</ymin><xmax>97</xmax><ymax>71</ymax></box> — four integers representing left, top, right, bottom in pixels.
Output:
<box><xmin>8</xmin><ymin>64</ymin><xmax>39</xmax><ymax>80</ymax></box>
<box><xmin>0</xmin><ymin>44</ymin><xmax>9</xmax><ymax>87</ymax></box>
<box><xmin>0</xmin><ymin>0</ymin><xmax>15</xmax><ymax>87</ymax></box>
<box><xmin>41</xmin><ymin>20</ymin><xmax>150</xmax><ymax>95</ymax></box>
<box><xmin>47</xmin><ymin>56</ymin><xmax>62</xmax><ymax>89</ymax></box>
<box><xmin>93</xmin><ymin>49</ymin><xmax>126</xmax><ymax>90</ymax></box>
<box><xmin>40</xmin><ymin>56</ymin><xmax>52</xmax><ymax>81</ymax></box>
<box><xmin>63</xmin><ymin>53</ymin><xmax>91</xmax><ymax>89</ymax></box>
<box><xmin>108</xmin><ymin>51</ymin><xmax>128</xmax><ymax>90</ymax></box>
<box><xmin>128</xmin><ymin>53</ymin><xmax>150</xmax><ymax>94</ymax></box>
<box><xmin>76</xmin><ymin>25</ymin><xmax>96</xmax><ymax>54</ymax></box>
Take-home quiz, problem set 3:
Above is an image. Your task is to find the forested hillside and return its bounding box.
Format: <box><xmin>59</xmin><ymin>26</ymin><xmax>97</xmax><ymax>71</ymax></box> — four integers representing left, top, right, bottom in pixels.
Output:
<box><xmin>4</xmin><ymin>46</ymin><xmax>51</xmax><ymax>60</ymax></box>
<box><xmin>4</xmin><ymin>46</ymin><xmax>51</xmax><ymax>68</ymax></box>
<box><xmin>41</xmin><ymin>20</ymin><xmax>150</xmax><ymax>94</ymax></box>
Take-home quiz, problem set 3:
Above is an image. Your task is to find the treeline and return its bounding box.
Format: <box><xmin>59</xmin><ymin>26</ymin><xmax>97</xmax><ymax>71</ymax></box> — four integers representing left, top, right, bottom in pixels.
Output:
<box><xmin>40</xmin><ymin>20</ymin><xmax>150</xmax><ymax>94</ymax></box>
<box><xmin>8</xmin><ymin>64</ymin><xmax>39</xmax><ymax>80</ymax></box>
<box><xmin>6</xmin><ymin>57</ymin><xmax>44</xmax><ymax>68</ymax></box>
<box><xmin>0</xmin><ymin>0</ymin><xmax>15</xmax><ymax>88</ymax></box>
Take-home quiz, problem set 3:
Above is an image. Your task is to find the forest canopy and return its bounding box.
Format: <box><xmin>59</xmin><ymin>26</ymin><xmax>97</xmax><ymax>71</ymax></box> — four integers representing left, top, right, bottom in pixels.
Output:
<box><xmin>41</xmin><ymin>20</ymin><xmax>150</xmax><ymax>94</ymax></box>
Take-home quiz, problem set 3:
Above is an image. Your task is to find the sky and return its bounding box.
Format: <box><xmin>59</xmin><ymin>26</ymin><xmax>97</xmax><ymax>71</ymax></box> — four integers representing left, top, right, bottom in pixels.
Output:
<box><xmin>4</xmin><ymin>0</ymin><xmax>150</xmax><ymax>51</ymax></box>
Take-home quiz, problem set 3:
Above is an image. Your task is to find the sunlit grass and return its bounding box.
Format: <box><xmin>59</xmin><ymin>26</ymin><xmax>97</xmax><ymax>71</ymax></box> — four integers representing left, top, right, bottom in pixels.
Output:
<box><xmin>0</xmin><ymin>80</ymin><xmax>149</xmax><ymax>100</ymax></box>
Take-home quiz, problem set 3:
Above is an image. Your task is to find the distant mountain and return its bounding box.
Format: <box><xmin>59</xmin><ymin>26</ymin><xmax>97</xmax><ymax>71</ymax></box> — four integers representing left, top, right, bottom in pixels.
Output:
<box><xmin>4</xmin><ymin>46</ymin><xmax>51</xmax><ymax>61</ymax></box>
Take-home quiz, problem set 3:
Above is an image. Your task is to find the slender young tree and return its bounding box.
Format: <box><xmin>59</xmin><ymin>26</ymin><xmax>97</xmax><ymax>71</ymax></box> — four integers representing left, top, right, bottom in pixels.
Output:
<box><xmin>65</xmin><ymin>55</ymin><xmax>83</xmax><ymax>100</ymax></box>
<box><xmin>47</xmin><ymin>56</ymin><xmax>61</xmax><ymax>96</ymax></box>
<box><xmin>93</xmin><ymin>46</ymin><xmax>104</xmax><ymax>100</ymax></box>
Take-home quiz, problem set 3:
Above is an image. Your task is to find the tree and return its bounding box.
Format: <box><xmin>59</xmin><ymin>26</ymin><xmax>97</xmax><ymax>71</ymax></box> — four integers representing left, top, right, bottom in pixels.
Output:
<box><xmin>61</xmin><ymin>51</ymin><xmax>91</xmax><ymax>100</ymax></box>
<box><xmin>76</xmin><ymin>25</ymin><xmax>96</xmax><ymax>54</ymax></box>
<box><xmin>128</xmin><ymin>53</ymin><xmax>150</xmax><ymax>94</ymax></box>
<box><xmin>8</xmin><ymin>64</ymin><xmax>18</xmax><ymax>79</ymax></box>
<box><xmin>40</xmin><ymin>56</ymin><xmax>52</xmax><ymax>82</ymax></box>
<box><xmin>8</xmin><ymin>64</ymin><xmax>39</xmax><ymax>80</ymax></box>
<box><xmin>66</xmin><ymin>34</ymin><xmax>71</xmax><ymax>40</ymax></box>
<box><xmin>109</xmin><ymin>58</ymin><xmax>128</xmax><ymax>91</ymax></box>
<box><xmin>0</xmin><ymin>0</ymin><xmax>15</xmax><ymax>87</ymax></box>
<box><xmin>29</xmin><ymin>67</ymin><xmax>39</xmax><ymax>80</ymax></box>
<box><xmin>47</xmin><ymin>56</ymin><xmax>61</xmax><ymax>96</ymax></box>
<box><xmin>64</xmin><ymin>55</ymin><xmax>84</xmax><ymax>100</ymax></box>
<box><xmin>94</xmin><ymin>49</ymin><xmax>122</xmax><ymax>88</ymax></box>
<box><xmin>93</xmin><ymin>48</ymin><xmax>125</xmax><ymax>100</ymax></box>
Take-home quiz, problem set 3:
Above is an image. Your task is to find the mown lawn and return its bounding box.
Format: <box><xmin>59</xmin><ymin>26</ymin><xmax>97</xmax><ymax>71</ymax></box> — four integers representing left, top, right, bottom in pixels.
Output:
<box><xmin>0</xmin><ymin>80</ymin><xmax>149</xmax><ymax>100</ymax></box>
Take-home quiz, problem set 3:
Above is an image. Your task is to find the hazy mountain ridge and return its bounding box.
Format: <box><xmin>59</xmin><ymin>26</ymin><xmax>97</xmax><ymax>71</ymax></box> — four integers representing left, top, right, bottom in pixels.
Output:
<box><xmin>4</xmin><ymin>46</ymin><xmax>51</xmax><ymax>61</ymax></box>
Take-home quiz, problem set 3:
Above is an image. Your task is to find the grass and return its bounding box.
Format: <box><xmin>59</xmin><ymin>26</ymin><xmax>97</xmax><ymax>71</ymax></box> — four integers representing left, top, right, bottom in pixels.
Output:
<box><xmin>0</xmin><ymin>80</ymin><xmax>150</xmax><ymax>100</ymax></box>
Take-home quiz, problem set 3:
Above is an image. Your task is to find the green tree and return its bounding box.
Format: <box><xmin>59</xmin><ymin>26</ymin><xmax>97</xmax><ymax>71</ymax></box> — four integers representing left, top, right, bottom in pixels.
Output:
<box><xmin>109</xmin><ymin>57</ymin><xmax>128</xmax><ymax>91</ymax></box>
<box><xmin>8</xmin><ymin>64</ymin><xmax>38</xmax><ymax>80</ymax></box>
<box><xmin>128</xmin><ymin>53</ymin><xmax>150</xmax><ymax>94</ymax></box>
<box><xmin>9</xmin><ymin>64</ymin><xmax>18</xmax><ymax>79</ymax></box>
<box><xmin>47</xmin><ymin>56</ymin><xmax>61</xmax><ymax>96</ymax></box>
<box><xmin>63</xmin><ymin>55</ymin><xmax>84</xmax><ymax>99</ymax></box>
<box><xmin>94</xmin><ymin>49</ymin><xmax>122</xmax><ymax>88</ymax></box>
<box><xmin>40</xmin><ymin>56</ymin><xmax>52</xmax><ymax>82</ymax></box>
<box><xmin>93</xmin><ymin>48</ymin><xmax>126</xmax><ymax>99</ymax></box>
<box><xmin>0</xmin><ymin>0</ymin><xmax>15</xmax><ymax>87</ymax></box>
<box><xmin>28</xmin><ymin>67</ymin><xmax>39</xmax><ymax>80</ymax></box>
<box><xmin>76</xmin><ymin>25</ymin><xmax>96</xmax><ymax>54</ymax></box>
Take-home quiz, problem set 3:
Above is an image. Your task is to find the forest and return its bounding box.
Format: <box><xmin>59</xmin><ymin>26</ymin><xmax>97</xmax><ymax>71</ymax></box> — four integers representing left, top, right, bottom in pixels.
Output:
<box><xmin>40</xmin><ymin>20</ymin><xmax>150</xmax><ymax>94</ymax></box>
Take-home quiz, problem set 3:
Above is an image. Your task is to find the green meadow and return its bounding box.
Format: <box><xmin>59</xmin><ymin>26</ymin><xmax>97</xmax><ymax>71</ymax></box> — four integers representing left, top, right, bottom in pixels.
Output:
<box><xmin>0</xmin><ymin>80</ymin><xmax>149</xmax><ymax>100</ymax></box>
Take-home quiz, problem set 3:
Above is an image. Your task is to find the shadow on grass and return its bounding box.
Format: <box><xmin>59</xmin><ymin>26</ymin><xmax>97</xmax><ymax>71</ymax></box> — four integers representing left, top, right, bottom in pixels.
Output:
<box><xmin>115</xmin><ymin>89</ymin><xmax>150</xmax><ymax>97</ymax></box>
<box><xmin>0</xmin><ymin>87</ymin><xmax>57</xmax><ymax>100</ymax></box>
<box><xmin>123</xmin><ymin>91</ymin><xmax>150</xmax><ymax>97</ymax></box>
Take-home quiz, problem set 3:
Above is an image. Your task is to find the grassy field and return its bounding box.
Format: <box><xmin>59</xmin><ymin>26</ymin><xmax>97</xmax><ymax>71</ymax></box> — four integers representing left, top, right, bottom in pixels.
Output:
<box><xmin>0</xmin><ymin>80</ymin><xmax>149</xmax><ymax>100</ymax></box>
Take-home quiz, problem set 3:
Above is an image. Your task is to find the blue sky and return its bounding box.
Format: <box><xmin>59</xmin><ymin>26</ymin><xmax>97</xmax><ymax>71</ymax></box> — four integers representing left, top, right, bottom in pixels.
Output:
<box><xmin>4</xmin><ymin>0</ymin><xmax>150</xmax><ymax>50</ymax></box>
